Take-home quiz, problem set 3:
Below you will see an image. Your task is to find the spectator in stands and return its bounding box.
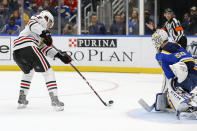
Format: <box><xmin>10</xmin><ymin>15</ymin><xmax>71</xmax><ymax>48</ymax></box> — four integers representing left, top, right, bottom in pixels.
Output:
<box><xmin>0</xmin><ymin>2</ymin><xmax>9</xmax><ymax>30</ymax></box>
<box><xmin>8</xmin><ymin>0</ymin><xmax>20</xmax><ymax>12</ymax></box>
<box><xmin>120</xmin><ymin>12</ymin><xmax>126</xmax><ymax>23</ymax></box>
<box><xmin>189</xmin><ymin>6</ymin><xmax>197</xmax><ymax>35</ymax></box>
<box><xmin>23</xmin><ymin>0</ymin><xmax>37</xmax><ymax>17</ymax></box>
<box><xmin>0</xmin><ymin>17</ymin><xmax>20</xmax><ymax>35</ymax></box>
<box><xmin>18</xmin><ymin>6</ymin><xmax>30</xmax><ymax>25</ymax></box>
<box><xmin>182</xmin><ymin>13</ymin><xmax>190</xmax><ymax>35</ymax></box>
<box><xmin>10</xmin><ymin>8</ymin><xmax>21</xmax><ymax>26</ymax></box>
<box><xmin>9</xmin><ymin>7</ymin><xmax>30</xmax><ymax>26</ymax></box>
<box><xmin>88</xmin><ymin>13</ymin><xmax>106</xmax><ymax>35</ymax></box>
<box><xmin>144</xmin><ymin>10</ymin><xmax>154</xmax><ymax>35</ymax></box>
<box><xmin>64</xmin><ymin>0</ymin><xmax>77</xmax><ymax>14</ymax></box>
<box><xmin>128</xmin><ymin>10</ymin><xmax>139</xmax><ymax>35</ymax></box>
<box><xmin>33</xmin><ymin>0</ymin><xmax>56</xmax><ymax>16</ymax></box>
<box><xmin>49</xmin><ymin>0</ymin><xmax>57</xmax><ymax>7</ymax></box>
<box><xmin>110</xmin><ymin>13</ymin><xmax>126</xmax><ymax>35</ymax></box>
<box><xmin>33</xmin><ymin>6</ymin><xmax>43</xmax><ymax>16</ymax></box>
<box><xmin>62</xmin><ymin>23</ymin><xmax>77</xmax><ymax>35</ymax></box>
<box><xmin>43</xmin><ymin>0</ymin><xmax>55</xmax><ymax>10</ymax></box>
<box><xmin>55</xmin><ymin>0</ymin><xmax>71</xmax><ymax>22</ymax></box>
<box><xmin>1</xmin><ymin>0</ymin><xmax>8</xmax><ymax>6</ymax></box>
<box><xmin>120</xmin><ymin>12</ymin><xmax>126</xmax><ymax>34</ymax></box>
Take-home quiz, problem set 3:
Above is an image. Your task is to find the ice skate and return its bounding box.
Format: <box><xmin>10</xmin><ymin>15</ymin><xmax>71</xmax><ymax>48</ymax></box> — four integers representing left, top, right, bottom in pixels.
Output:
<box><xmin>17</xmin><ymin>90</ymin><xmax>29</xmax><ymax>109</ymax></box>
<box><xmin>49</xmin><ymin>92</ymin><xmax>64</xmax><ymax>111</ymax></box>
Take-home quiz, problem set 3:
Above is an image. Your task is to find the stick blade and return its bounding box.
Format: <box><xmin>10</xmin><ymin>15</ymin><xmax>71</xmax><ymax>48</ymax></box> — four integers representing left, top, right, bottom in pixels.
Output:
<box><xmin>138</xmin><ymin>99</ymin><xmax>154</xmax><ymax>112</ymax></box>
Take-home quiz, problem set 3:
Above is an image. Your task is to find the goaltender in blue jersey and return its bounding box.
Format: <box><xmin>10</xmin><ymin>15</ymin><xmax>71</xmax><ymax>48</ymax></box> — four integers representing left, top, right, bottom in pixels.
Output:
<box><xmin>156</xmin><ymin>42</ymin><xmax>197</xmax><ymax>93</ymax></box>
<box><xmin>152</xmin><ymin>29</ymin><xmax>197</xmax><ymax>120</ymax></box>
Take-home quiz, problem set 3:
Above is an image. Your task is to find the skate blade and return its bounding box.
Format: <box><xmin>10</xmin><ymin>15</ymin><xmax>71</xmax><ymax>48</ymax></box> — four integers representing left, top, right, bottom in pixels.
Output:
<box><xmin>53</xmin><ymin>106</ymin><xmax>64</xmax><ymax>111</ymax></box>
<box><xmin>17</xmin><ymin>104</ymin><xmax>27</xmax><ymax>109</ymax></box>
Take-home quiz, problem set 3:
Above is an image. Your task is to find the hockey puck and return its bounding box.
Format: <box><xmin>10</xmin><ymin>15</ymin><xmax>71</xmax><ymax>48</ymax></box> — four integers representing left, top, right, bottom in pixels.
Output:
<box><xmin>109</xmin><ymin>100</ymin><xmax>114</xmax><ymax>105</ymax></box>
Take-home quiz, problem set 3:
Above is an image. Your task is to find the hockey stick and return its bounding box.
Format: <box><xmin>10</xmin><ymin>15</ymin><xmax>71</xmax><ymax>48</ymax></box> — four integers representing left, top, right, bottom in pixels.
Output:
<box><xmin>53</xmin><ymin>46</ymin><xmax>114</xmax><ymax>107</ymax></box>
<box><xmin>138</xmin><ymin>98</ymin><xmax>175</xmax><ymax>113</ymax></box>
<box><xmin>138</xmin><ymin>99</ymin><xmax>155</xmax><ymax>112</ymax></box>
<box><xmin>69</xmin><ymin>62</ymin><xmax>113</xmax><ymax>107</ymax></box>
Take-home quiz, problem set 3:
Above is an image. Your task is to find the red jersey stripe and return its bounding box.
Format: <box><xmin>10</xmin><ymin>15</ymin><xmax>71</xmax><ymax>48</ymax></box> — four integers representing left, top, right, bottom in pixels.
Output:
<box><xmin>32</xmin><ymin>46</ymin><xmax>48</xmax><ymax>71</ymax></box>
<box><xmin>21</xmin><ymin>83</ymin><xmax>30</xmax><ymax>87</ymax></box>
<box><xmin>14</xmin><ymin>37</ymin><xmax>37</xmax><ymax>45</ymax></box>
<box><xmin>47</xmin><ymin>84</ymin><xmax>57</xmax><ymax>88</ymax></box>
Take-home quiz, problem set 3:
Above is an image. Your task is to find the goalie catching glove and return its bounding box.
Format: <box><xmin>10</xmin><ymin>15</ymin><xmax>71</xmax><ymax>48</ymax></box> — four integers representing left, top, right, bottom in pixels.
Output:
<box><xmin>55</xmin><ymin>52</ymin><xmax>72</xmax><ymax>64</ymax></box>
<box><xmin>40</xmin><ymin>30</ymin><xmax>53</xmax><ymax>46</ymax></box>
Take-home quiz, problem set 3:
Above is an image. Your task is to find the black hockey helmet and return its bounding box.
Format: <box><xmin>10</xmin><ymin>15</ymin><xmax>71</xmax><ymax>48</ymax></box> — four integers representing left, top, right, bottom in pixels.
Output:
<box><xmin>164</xmin><ymin>8</ymin><xmax>174</xmax><ymax>14</ymax></box>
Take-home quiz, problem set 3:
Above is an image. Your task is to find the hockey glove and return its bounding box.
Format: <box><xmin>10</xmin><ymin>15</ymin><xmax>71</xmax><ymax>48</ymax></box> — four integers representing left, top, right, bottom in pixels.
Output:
<box><xmin>55</xmin><ymin>52</ymin><xmax>72</xmax><ymax>64</ymax></box>
<box><xmin>40</xmin><ymin>30</ymin><xmax>53</xmax><ymax>46</ymax></box>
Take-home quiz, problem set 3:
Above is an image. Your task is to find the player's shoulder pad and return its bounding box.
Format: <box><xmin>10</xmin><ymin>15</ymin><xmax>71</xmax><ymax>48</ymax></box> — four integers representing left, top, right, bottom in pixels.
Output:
<box><xmin>28</xmin><ymin>16</ymin><xmax>38</xmax><ymax>26</ymax></box>
<box><xmin>162</xmin><ymin>42</ymin><xmax>180</xmax><ymax>53</ymax></box>
<box><xmin>32</xmin><ymin>15</ymin><xmax>47</xmax><ymax>29</ymax></box>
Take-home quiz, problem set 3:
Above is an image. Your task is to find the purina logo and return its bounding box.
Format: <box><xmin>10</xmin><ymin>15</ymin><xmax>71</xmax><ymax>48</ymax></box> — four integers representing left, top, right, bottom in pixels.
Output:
<box><xmin>69</xmin><ymin>39</ymin><xmax>117</xmax><ymax>48</ymax></box>
<box><xmin>187</xmin><ymin>41</ymin><xmax>197</xmax><ymax>59</ymax></box>
<box><xmin>69</xmin><ymin>39</ymin><xmax>77</xmax><ymax>47</ymax></box>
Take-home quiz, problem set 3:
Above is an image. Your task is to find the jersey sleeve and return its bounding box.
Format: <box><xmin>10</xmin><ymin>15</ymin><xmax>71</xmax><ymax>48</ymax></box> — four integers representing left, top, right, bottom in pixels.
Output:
<box><xmin>173</xmin><ymin>18</ymin><xmax>184</xmax><ymax>32</ymax></box>
<box><xmin>161</xmin><ymin>22</ymin><xmax>167</xmax><ymax>31</ymax></box>
<box><xmin>28</xmin><ymin>19</ymin><xmax>45</xmax><ymax>35</ymax></box>
<box><xmin>39</xmin><ymin>44</ymin><xmax>58</xmax><ymax>58</ymax></box>
<box><xmin>28</xmin><ymin>16</ymin><xmax>47</xmax><ymax>35</ymax></box>
<box><xmin>156</xmin><ymin>52</ymin><xmax>179</xmax><ymax>63</ymax></box>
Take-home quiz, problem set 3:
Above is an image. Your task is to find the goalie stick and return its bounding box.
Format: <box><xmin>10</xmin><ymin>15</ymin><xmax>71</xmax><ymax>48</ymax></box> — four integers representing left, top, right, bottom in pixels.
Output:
<box><xmin>138</xmin><ymin>75</ymin><xmax>169</xmax><ymax>112</ymax></box>
<box><xmin>138</xmin><ymin>99</ymin><xmax>155</xmax><ymax>112</ymax></box>
<box><xmin>138</xmin><ymin>98</ymin><xmax>174</xmax><ymax>112</ymax></box>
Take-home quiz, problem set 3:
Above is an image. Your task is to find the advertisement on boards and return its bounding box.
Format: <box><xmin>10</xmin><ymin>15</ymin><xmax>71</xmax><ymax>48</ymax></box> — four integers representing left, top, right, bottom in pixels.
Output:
<box><xmin>1</xmin><ymin>36</ymin><xmax>196</xmax><ymax>69</ymax></box>
<box><xmin>52</xmin><ymin>36</ymin><xmax>141</xmax><ymax>67</ymax></box>
<box><xmin>0</xmin><ymin>37</ymin><xmax>11</xmax><ymax>60</ymax></box>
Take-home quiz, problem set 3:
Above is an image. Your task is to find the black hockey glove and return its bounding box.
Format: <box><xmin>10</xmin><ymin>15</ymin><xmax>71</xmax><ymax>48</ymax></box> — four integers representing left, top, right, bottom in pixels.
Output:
<box><xmin>55</xmin><ymin>52</ymin><xmax>72</xmax><ymax>64</ymax></box>
<box><xmin>40</xmin><ymin>30</ymin><xmax>52</xmax><ymax>46</ymax></box>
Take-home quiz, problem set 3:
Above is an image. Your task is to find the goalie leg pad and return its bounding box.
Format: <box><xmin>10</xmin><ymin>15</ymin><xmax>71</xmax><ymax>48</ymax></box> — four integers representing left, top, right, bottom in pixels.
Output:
<box><xmin>167</xmin><ymin>79</ymin><xmax>193</xmax><ymax>112</ymax></box>
<box><xmin>155</xmin><ymin>93</ymin><xmax>169</xmax><ymax>111</ymax></box>
<box><xmin>160</xmin><ymin>74</ymin><xmax>168</xmax><ymax>93</ymax></box>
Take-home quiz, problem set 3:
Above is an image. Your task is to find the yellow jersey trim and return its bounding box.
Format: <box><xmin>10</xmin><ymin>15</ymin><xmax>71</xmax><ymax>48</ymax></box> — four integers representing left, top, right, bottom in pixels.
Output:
<box><xmin>161</xmin><ymin>50</ymin><xmax>171</xmax><ymax>54</ymax></box>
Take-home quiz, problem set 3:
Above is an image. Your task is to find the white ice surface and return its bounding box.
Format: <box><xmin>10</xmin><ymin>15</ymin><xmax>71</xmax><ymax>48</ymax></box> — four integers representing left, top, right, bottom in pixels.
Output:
<box><xmin>0</xmin><ymin>71</ymin><xmax>196</xmax><ymax>131</ymax></box>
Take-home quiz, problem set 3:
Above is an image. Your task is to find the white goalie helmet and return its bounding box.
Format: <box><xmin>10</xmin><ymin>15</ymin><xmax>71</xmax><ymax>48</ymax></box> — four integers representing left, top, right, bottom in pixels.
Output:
<box><xmin>39</xmin><ymin>10</ymin><xmax>54</xmax><ymax>28</ymax></box>
<box><xmin>152</xmin><ymin>29</ymin><xmax>168</xmax><ymax>50</ymax></box>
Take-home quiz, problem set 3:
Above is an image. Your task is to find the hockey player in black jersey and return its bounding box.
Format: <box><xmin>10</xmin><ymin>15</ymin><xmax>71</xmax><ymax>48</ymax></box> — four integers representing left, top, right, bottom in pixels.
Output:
<box><xmin>13</xmin><ymin>10</ymin><xmax>72</xmax><ymax>111</ymax></box>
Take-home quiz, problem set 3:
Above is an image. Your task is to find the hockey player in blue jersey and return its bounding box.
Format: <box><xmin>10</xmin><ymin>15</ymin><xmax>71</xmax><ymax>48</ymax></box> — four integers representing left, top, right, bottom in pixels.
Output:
<box><xmin>152</xmin><ymin>29</ymin><xmax>197</xmax><ymax>120</ymax></box>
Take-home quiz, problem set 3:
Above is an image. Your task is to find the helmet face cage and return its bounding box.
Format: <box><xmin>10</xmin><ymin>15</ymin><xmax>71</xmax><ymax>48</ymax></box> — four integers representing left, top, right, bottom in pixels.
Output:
<box><xmin>152</xmin><ymin>34</ymin><xmax>162</xmax><ymax>50</ymax></box>
<box><xmin>152</xmin><ymin>29</ymin><xmax>168</xmax><ymax>50</ymax></box>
